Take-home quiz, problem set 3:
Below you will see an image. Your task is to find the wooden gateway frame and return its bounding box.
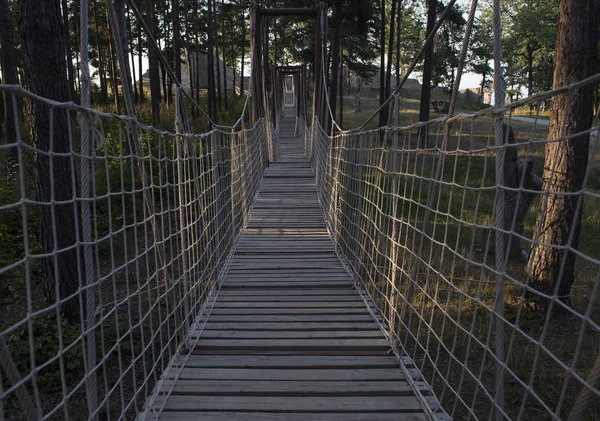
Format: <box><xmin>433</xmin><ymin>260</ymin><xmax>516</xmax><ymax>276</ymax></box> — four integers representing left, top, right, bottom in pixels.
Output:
<box><xmin>249</xmin><ymin>3</ymin><xmax>327</xmax><ymax>132</ymax></box>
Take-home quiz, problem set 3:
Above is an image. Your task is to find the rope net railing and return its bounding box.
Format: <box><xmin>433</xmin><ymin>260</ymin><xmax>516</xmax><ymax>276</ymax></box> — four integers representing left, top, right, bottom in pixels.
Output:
<box><xmin>307</xmin><ymin>74</ymin><xmax>600</xmax><ymax>420</ymax></box>
<box><xmin>0</xmin><ymin>84</ymin><xmax>271</xmax><ymax>420</ymax></box>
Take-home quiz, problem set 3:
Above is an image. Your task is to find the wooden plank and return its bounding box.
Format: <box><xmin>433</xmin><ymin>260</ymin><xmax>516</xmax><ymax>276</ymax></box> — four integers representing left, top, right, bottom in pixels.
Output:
<box><xmin>193</xmin><ymin>338</ymin><xmax>390</xmax><ymax>350</ymax></box>
<box><xmin>158</xmin><ymin>412</ymin><xmax>429</xmax><ymax>421</ymax></box>
<box><xmin>222</xmin><ymin>282</ymin><xmax>352</xmax><ymax>289</ymax></box>
<box><xmin>178</xmin><ymin>368</ymin><xmax>405</xmax><ymax>381</ymax></box>
<box><xmin>208</xmin><ymin>308</ymin><xmax>367</xmax><ymax>315</ymax></box>
<box><xmin>197</xmin><ymin>330</ymin><xmax>384</xmax><ymax>339</ymax></box>
<box><xmin>181</xmin><ymin>355</ymin><xmax>398</xmax><ymax>368</ymax></box>
<box><xmin>163</xmin><ymin>380</ymin><xmax>421</xmax><ymax>396</ymax></box>
<box><xmin>203</xmin><ymin>322</ymin><xmax>380</xmax><ymax>331</ymax></box>
<box><xmin>216</xmin><ymin>296</ymin><xmax>360</xmax><ymax>302</ymax></box>
<box><xmin>206</xmin><ymin>315</ymin><xmax>374</xmax><ymax>323</ymax></box>
<box><xmin>153</xmin><ymin>395</ymin><xmax>423</xmax><ymax>412</ymax></box>
<box><xmin>217</xmin><ymin>289</ymin><xmax>358</xmax><ymax>296</ymax></box>
<box><xmin>213</xmin><ymin>301</ymin><xmax>365</xmax><ymax>308</ymax></box>
<box><xmin>145</xmin><ymin>112</ymin><xmax>428</xmax><ymax>421</ymax></box>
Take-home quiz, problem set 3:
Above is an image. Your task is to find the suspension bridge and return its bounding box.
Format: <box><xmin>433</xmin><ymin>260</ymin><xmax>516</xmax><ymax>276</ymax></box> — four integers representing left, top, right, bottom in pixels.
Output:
<box><xmin>1</xmin><ymin>1</ymin><xmax>599</xmax><ymax>421</ymax></box>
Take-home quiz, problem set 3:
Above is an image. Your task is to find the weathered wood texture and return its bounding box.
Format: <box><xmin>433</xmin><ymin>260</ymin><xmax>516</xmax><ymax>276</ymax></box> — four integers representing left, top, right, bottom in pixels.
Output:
<box><xmin>148</xmin><ymin>108</ymin><xmax>427</xmax><ymax>420</ymax></box>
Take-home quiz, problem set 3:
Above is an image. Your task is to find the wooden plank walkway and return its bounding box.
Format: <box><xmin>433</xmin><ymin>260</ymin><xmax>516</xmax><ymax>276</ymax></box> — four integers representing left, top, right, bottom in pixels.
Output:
<box><xmin>149</xmin><ymin>108</ymin><xmax>428</xmax><ymax>420</ymax></box>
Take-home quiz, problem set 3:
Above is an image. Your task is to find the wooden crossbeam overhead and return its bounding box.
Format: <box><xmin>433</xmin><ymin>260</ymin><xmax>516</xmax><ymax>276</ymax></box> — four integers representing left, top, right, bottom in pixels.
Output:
<box><xmin>249</xmin><ymin>3</ymin><xmax>327</xmax><ymax>132</ymax></box>
<box><xmin>260</xmin><ymin>7</ymin><xmax>318</xmax><ymax>16</ymax></box>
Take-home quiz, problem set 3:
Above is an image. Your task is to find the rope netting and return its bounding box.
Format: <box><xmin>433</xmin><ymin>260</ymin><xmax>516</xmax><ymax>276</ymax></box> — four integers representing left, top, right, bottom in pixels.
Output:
<box><xmin>1</xmin><ymin>0</ymin><xmax>599</xmax><ymax>419</ymax></box>
<box><xmin>0</xmin><ymin>84</ymin><xmax>272</xmax><ymax>420</ymax></box>
<box><xmin>0</xmin><ymin>0</ymin><xmax>282</xmax><ymax>416</ymax></box>
<box><xmin>301</xmin><ymin>0</ymin><xmax>600</xmax><ymax>417</ymax></box>
<box><xmin>308</xmin><ymin>79</ymin><xmax>600</xmax><ymax>419</ymax></box>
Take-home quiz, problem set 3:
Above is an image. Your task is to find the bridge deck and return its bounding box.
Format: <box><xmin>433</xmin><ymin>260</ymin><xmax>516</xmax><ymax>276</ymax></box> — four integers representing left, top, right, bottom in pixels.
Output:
<box><xmin>148</xmin><ymin>109</ymin><xmax>428</xmax><ymax>420</ymax></box>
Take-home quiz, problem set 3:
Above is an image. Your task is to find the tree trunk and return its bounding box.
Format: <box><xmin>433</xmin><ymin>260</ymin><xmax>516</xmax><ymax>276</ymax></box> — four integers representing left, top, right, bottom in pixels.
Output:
<box><xmin>0</xmin><ymin>0</ymin><xmax>19</xmax><ymax>156</ymax></box>
<box><xmin>106</xmin><ymin>5</ymin><xmax>120</xmax><ymax>112</ymax></box>
<box><xmin>216</xmin><ymin>41</ymin><xmax>222</xmax><ymax>109</ymax></box>
<box><xmin>194</xmin><ymin>0</ymin><xmax>200</xmax><ymax>117</ymax></box>
<box><xmin>379</xmin><ymin>0</ymin><xmax>385</xmax><ymax>107</ymax></box>
<box><xmin>396</xmin><ymin>1</ymin><xmax>403</xmax><ymax>88</ymax></box>
<box><xmin>480</xmin><ymin>72</ymin><xmax>486</xmax><ymax>103</ymax></box>
<box><xmin>20</xmin><ymin>0</ymin><xmax>80</xmax><ymax>323</ymax></box>
<box><xmin>127</xmin><ymin>8</ymin><xmax>138</xmax><ymax>103</ymax></box>
<box><xmin>526</xmin><ymin>0</ymin><xmax>600</xmax><ymax>309</ymax></box>
<box><xmin>161</xmin><ymin>65</ymin><xmax>168</xmax><ymax>104</ymax></box>
<box><xmin>527</xmin><ymin>42</ymin><xmax>534</xmax><ymax>109</ymax></box>
<box><xmin>113</xmin><ymin>0</ymin><xmax>134</xmax><ymax>111</ymax></box>
<box><xmin>329</xmin><ymin>0</ymin><xmax>342</xmax><ymax>133</ymax></box>
<box><xmin>138</xmin><ymin>21</ymin><xmax>144</xmax><ymax>103</ymax></box>
<box><xmin>221</xmin><ymin>0</ymin><xmax>228</xmax><ymax>109</ymax></box>
<box><xmin>339</xmin><ymin>49</ymin><xmax>344</xmax><ymax>128</ymax></box>
<box><xmin>173</xmin><ymin>0</ymin><xmax>182</xmax><ymax>88</ymax></box>
<box><xmin>93</xmin><ymin>0</ymin><xmax>108</xmax><ymax>103</ymax></box>
<box><xmin>147</xmin><ymin>0</ymin><xmax>160</xmax><ymax>123</ymax></box>
<box><xmin>61</xmin><ymin>0</ymin><xmax>76</xmax><ymax>101</ymax></box>
<box><xmin>380</xmin><ymin>0</ymin><xmax>397</xmax><ymax>128</ymax></box>
<box><xmin>231</xmin><ymin>40</ymin><xmax>237</xmax><ymax>96</ymax></box>
<box><xmin>354</xmin><ymin>77</ymin><xmax>362</xmax><ymax>112</ymax></box>
<box><xmin>72</xmin><ymin>2</ymin><xmax>81</xmax><ymax>95</ymax></box>
<box><xmin>207</xmin><ymin>0</ymin><xmax>217</xmax><ymax>121</ymax></box>
<box><xmin>240</xmin><ymin>27</ymin><xmax>245</xmax><ymax>96</ymax></box>
<box><xmin>418</xmin><ymin>0</ymin><xmax>436</xmax><ymax>145</ymax></box>
<box><xmin>188</xmin><ymin>45</ymin><xmax>195</xmax><ymax>117</ymax></box>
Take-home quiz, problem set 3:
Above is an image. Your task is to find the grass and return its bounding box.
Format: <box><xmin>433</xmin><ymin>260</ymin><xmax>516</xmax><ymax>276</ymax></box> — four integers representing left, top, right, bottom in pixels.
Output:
<box><xmin>328</xmin><ymin>93</ymin><xmax>600</xmax><ymax>420</ymax></box>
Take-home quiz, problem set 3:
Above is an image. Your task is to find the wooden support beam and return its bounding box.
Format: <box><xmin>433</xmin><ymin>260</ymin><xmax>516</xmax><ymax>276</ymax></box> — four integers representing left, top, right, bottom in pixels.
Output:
<box><xmin>260</xmin><ymin>7</ymin><xmax>317</xmax><ymax>16</ymax></box>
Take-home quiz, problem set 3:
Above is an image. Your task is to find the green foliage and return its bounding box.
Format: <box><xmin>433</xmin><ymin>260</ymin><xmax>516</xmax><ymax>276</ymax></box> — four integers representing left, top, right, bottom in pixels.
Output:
<box><xmin>468</xmin><ymin>13</ymin><xmax>493</xmax><ymax>93</ymax></box>
<box><xmin>431</xmin><ymin>1</ymin><xmax>466</xmax><ymax>89</ymax></box>
<box><xmin>503</xmin><ymin>0</ymin><xmax>558</xmax><ymax>96</ymax></box>
<box><xmin>7</xmin><ymin>313</ymin><xmax>84</xmax><ymax>391</ymax></box>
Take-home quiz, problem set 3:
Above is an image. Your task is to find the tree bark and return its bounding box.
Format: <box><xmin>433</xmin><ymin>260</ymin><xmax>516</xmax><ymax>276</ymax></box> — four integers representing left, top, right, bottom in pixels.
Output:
<box><xmin>231</xmin><ymin>40</ymin><xmax>236</xmax><ymax>96</ymax></box>
<box><xmin>380</xmin><ymin>0</ymin><xmax>397</xmax><ymax>128</ymax></box>
<box><xmin>418</xmin><ymin>0</ymin><xmax>436</xmax><ymax>145</ymax></box>
<box><xmin>138</xmin><ymin>20</ymin><xmax>144</xmax><ymax>103</ymax></box>
<box><xmin>173</xmin><ymin>0</ymin><xmax>182</xmax><ymax>90</ymax></box>
<box><xmin>207</xmin><ymin>0</ymin><xmax>217</xmax><ymax>121</ymax></box>
<box><xmin>396</xmin><ymin>1</ymin><xmax>403</xmax><ymax>88</ymax></box>
<box><xmin>329</xmin><ymin>0</ymin><xmax>343</xmax><ymax>133</ymax></box>
<box><xmin>354</xmin><ymin>77</ymin><xmax>362</xmax><ymax>112</ymax></box>
<box><xmin>216</xmin><ymin>40</ymin><xmax>222</xmax><ymax>109</ymax></box>
<box><xmin>146</xmin><ymin>0</ymin><xmax>160</xmax><ymax>123</ymax></box>
<box><xmin>127</xmin><ymin>8</ymin><xmax>138</xmax><ymax>103</ymax></box>
<box><xmin>240</xmin><ymin>24</ymin><xmax>245</xmax><ymax>96</ymax></box>
<box><xmin>379</xmin><ymin>0</ymin><xmax>385</xmax><ymax>107</ymax></box>
<box><xmin>20</xmin><ymin>0</ymin><xmax>80</xmax><ymax>323</ymax></box>
<box><xmin>527</xmin><ymin>42</ymin><xmax>534</xmax><ymax>110</ymax></box>
<box><xmin>113</xmin><ymin>0</ymin><xmax>134</xmax><ymax>112</ymax></box>
<box><xmin>106</xmin><ymin>5</ymin><xmax>120</xmax><ymax>112</ymax></box>
<box><xmin>526</xmin><ymin>0</ymin><xmax>600</xmax><ymax>309</ymax></box>
<box><xmin>61</xmin><ymin>0</ymin><xmax>77</xmax><ymax>101</ymax></box>
<box><xmin>93</xmin><ymin>0</ymin><xmax>108</xmax><ymax>103</ymax></box>
<box><xmin>0</xmin><ymin>0</ymin><xmax>19</xmax><ymax>154</ymax></box>
<box><xmin>221</xmin><ymin>0</ymin><xmax>228</xmax><ymax>109</ymax></box>
<box><xmin>479</xmin><ymin>72</ymin><xmax>486</xmax><ymax>103</ymax></box>
<box><xmin>339</xmin><ymin>46</ymin><xmax>344</xmax><ymax>128</ymax></box>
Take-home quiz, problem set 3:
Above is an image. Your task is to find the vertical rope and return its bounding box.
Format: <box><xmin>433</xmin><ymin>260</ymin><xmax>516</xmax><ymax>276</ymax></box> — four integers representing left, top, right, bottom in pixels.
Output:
<box><xmin>79</xmin><ymin>0</ymin><xmax>99</xmax><ymax>419</ymax></box>
<box><xmin>492</xmin><ymin>0</ymin><xmax>506</xmax><ymax>418</ymax></box>
<box><xmin>175</xmin><ymin>87</ymin><xmax>191</xmax><ymax>344</ymax></box>
<box><xmin>388</xmin><ymin>92</ymin><xmax>401</xmax><ymax>345</ymax></box>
